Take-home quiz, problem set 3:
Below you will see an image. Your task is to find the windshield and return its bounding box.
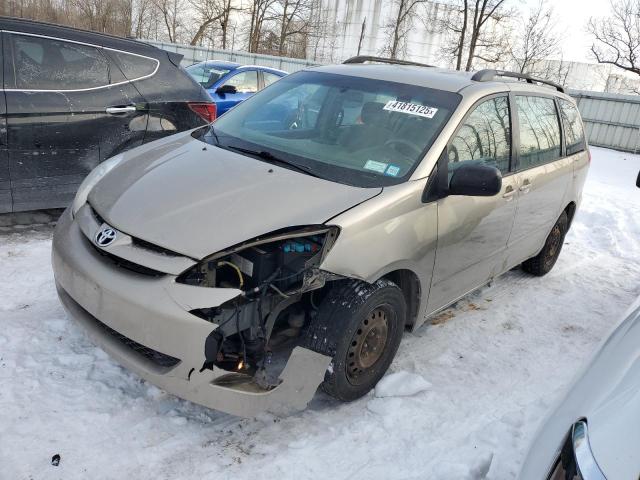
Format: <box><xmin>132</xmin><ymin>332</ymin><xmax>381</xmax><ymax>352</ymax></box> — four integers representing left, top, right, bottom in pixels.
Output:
<box><xmin>199</xmin><ymin>71</ymin><xmax>461</xmax><ymax>187</ymax></box>
<box><xmin>186</xmin><ymin>63</ymin><xmax>232</xmax><ymax>89</ymax></box>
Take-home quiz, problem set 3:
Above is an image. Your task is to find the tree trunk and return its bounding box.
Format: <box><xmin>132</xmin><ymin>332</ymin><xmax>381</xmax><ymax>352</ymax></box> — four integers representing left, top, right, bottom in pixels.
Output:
<box><xmin>455</xmin><ymin>0</ymin><xmax>468</xmax><ymax>70</ymax></box>
<box><xmin>221</xmin><ymin>0</ymin><xmax>231</xmax><ymax>50</ymax></box>
<box><xmin>464</xmin><ymin>0</ymin><xmax>481</xmax><ymax>71</ymax></box>
<box><xmin>248</xmin><ymin>0</ymin><xmax>257</xmax><ymax>51</ymax></box>
<box><xmin>390</xmin><ymin>0</ymin><xmax>405</xmax><ymax>58</ymax></box>
<box><xmin>190</xmin><ymin>18</ymin><xmax>216</xmax><ymax>46</ymax></box>
<box><xmin>357</xmin><ymin>17</ymin><xmax>366</xmax><ymax>55</ymax></box>
<box><xmin>278</xmin><ymin>0</ymin><xmax>289</xmax><ymax>55</ymax></box>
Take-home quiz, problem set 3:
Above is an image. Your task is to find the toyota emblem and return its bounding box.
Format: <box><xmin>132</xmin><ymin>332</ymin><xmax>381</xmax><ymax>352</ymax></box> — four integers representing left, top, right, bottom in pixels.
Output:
<box><xmin>95</xmin><ymin>227</ymin><xmax>117</xmax><ymax>247</ymax></box>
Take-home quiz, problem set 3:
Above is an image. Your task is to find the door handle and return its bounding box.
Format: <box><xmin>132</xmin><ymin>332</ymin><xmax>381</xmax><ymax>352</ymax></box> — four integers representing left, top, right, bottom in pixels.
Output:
<box><xmin>519</xmin><ymin>179</ymin><xmax>531</xmax><ymax>193</ymax></box>
<box><xmin>502</xmin><ymin>185</ymin><xmax>515</xmax><ymax>201</ymax></box>
<box><xmin>106</xmin><ymin>106</ymin><xmax>137</xmax><ymax>114</ymax></box>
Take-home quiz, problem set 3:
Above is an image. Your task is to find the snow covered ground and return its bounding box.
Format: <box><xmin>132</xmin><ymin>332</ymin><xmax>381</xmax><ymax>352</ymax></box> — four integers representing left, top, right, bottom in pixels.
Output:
<box><xmin>1</xmin><ymin>147</ymin><xmax>639</xmax><ymax>480</ymax></box>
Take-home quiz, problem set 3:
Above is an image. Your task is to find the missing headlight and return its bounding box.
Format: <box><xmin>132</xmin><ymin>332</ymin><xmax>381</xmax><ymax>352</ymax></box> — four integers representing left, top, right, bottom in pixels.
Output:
<box><xmin>179</xmin><ymin>226</ymin><xmax>340</xmax><ymax>377</ymax></box>
<box><xmin>177</xmin><ymin>226</ymin><xmax>339</xmax><ymax>294</ymax></box>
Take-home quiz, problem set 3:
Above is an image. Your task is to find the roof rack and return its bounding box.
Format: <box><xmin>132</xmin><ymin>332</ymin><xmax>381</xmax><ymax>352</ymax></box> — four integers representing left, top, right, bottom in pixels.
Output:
<box><xmin>471</xmin><ymin>69</ymin><xmax>565</xmax><ymax>93</ymax></box>
<box><xmin>343</xmin><ymin>56</ymin><xmax>435</xmax><ymax>68</ymax></box>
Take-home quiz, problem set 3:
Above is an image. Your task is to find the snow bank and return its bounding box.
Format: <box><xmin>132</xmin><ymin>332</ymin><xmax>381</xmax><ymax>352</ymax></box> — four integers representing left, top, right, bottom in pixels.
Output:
<box><xmin>374</xmin><ymin>371</ymin><xmax>431</xmax><ymax>397</ymax></box>
<box><xmin>1</xmin><ymin>147</ymin><xmax>639</xmax><ymax>480</ymax></box>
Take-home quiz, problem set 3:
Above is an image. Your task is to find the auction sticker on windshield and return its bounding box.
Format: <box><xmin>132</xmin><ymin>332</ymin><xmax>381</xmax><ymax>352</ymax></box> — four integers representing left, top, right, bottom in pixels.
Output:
<box><xmin>383</xmin><ymin>101</ymin><xmax>438</xmax><ymax>118</ymax></box>
<box><xmin>364</xmin><ymin>160</ymin><xmax>388</xmax><ymax>173</ymax></box>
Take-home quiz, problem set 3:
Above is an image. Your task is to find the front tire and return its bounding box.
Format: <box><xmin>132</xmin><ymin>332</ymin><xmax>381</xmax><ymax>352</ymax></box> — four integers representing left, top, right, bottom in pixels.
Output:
<box><xmin>303</xmin><ymin>279</ymin><xmax>406</xmax><ymax>401</ymax></box>
<box><xmin>522</xmin><ymin>211</ymin><xmax>568</xmax><ymax>276</ymax></box>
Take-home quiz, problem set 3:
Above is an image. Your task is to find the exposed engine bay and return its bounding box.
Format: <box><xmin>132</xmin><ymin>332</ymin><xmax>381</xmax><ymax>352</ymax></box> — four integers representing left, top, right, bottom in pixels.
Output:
<box><xmin>177</xmin><ymin>226</ymin><xmax>341</xmax><ymax>387</ymax></box>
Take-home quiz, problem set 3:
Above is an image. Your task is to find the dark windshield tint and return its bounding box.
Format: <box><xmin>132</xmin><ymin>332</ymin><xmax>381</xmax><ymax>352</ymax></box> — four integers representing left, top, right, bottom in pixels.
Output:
<box><xmin>199</xmin><ymin>71</ymin><xmax>461</xmax><ymax>187</ymax></box>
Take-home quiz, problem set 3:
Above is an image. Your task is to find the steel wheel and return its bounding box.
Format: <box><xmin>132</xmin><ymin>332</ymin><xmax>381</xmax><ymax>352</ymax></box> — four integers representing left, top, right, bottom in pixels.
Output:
<box><xmin>346</xmin><ymin>306</ymin><xmax>390</xmax><ymax>385</ymax></box>
<box><xmin>544</xmin><ymin>224</ymin><xmax>563</xmax><ymax>269</ymax></box>
<box><xmin>522</xmin><ymin>211</ymin><xmax>568</xmax><ymax>277</ymax></box>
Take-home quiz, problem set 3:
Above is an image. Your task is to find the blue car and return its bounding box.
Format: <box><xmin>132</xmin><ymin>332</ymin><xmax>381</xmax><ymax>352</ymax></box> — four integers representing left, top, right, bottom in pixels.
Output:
<box><xmin>185</xmin><ymin>61</ymin><xmax>287</xmax><ymax>116</ymax></box>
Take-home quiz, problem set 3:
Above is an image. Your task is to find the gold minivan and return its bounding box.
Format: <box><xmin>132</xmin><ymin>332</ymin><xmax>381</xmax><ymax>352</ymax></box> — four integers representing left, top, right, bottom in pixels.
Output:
<box><xmin>52</xmin><ymin>57</ymin><xmax>590</xmax><ymax>417</ymax></box>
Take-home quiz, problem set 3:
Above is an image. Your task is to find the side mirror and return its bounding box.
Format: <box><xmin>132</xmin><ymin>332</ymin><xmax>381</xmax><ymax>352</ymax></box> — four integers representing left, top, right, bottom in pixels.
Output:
<box><xmin>449</xmin><ymin>164</ymin><xmax>502</xmax><ymax>197</ymax></box>
<box><xmin>216</xmin><ymin>84</ymin><xmax>237</xmax><ymax>95</ymax></box>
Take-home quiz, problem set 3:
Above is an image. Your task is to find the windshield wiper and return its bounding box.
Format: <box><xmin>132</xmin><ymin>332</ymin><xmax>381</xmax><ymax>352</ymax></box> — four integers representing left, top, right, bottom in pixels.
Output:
<box><xmin>226</xmin><ymin>145</ymin><xmax>323</xmax><ymax>179</ymax></box>
<box><xmin>207</xmin><ymin>125</ymin><xmax>220</xmax><ymax>145</ymax></box>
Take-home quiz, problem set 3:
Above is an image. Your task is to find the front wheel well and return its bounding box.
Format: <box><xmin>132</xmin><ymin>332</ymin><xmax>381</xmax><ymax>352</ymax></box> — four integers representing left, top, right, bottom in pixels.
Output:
<box><xmin>381</xmin><ymin>269</ymin><xmax>421</xmax><ymax>329</ymax></box>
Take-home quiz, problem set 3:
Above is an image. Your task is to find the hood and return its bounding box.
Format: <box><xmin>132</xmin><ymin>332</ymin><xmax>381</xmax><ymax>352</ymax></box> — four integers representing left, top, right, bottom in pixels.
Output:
<box><xmin>583</xmin><ymin>298</ymin><xmax>640</xmax><ymax>480</ymax></box>
<box><xmin>89</xmin><ymin>132</ymin><xmax>381</xmax><ymax>259</ymax></box>
<box><xmin>518</xmin><ymin>297</ymin><xmax>640</xmax><ymax>480</ymax></box>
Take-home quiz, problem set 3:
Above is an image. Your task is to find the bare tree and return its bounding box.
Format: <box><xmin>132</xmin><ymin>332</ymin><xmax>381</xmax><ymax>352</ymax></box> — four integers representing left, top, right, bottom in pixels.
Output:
<box><xmin>132</xmin><ymin>0</ymin><xmax>154</xmax><ymax>38</ymax></box>
<box><xmin>219</xmin><ymin>0</ymin><xmax>235</xmax><ymax>49</ymax></box>
<box><xmin>381</xmin><ymin>0</ymin><xmax>428</xmax><ymax>59</ymax></box>
<box><xmin>510</xmin><ymin>0</ymin><xmax>559</xmax><ymax>74</ymax></box>
<box><xmin>276</xmin><ymin>0</ymin><xmax>312</xmax><ymax>55</ymax></box>
<box><xmin>439</xmin><ymin>0</ymin><xmax>512</xmax><ymax>71</ymax></box>
<box><xmin>588</xmin><ymin>0</ymin><xmax>640</xmax><ymax>77</ymax></box>
<box><xmin>247</xmin><ymin>0</ymin><xmax>278</xmax><ymax>52</ymax></box>
<box><xmin>188</xmin><ymin>0</ymin><xmax>224</xmax><ymax>46</ymax></box>
<box><xmin>153</xmin><ymin>0</ymin><xmax>184</xmax><ymax>42</ymax></box>
<box><xmin>306</xmin><ymin>0</ymin><xmax>335</xmax><ymax>61</ymax></box>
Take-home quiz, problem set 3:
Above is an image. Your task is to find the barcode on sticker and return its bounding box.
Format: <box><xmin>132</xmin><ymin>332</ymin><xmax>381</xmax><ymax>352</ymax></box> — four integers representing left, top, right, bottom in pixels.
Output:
<box><xmin>383</xmin><ymin>101</ymin><xmax>438</xmax><ymax>118</ymax></box>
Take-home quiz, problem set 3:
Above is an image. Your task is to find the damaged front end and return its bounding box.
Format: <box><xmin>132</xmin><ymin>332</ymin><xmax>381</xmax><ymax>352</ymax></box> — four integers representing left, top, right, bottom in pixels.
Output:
<box><xmin>53</xmin><ymin>204</ymin><xmax>342</xmax><ymax>417</ymax></box>
<box><xmin>177</xmin><ymin>225</ymin><xmax>341</xmax><ymax>390</ymax></box>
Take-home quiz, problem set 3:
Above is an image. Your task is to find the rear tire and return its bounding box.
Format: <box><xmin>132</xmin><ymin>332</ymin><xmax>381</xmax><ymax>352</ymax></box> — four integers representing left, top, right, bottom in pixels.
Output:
<box><xmin>522</xmin><ymin>211</ymin><xmax>568</xmax><ymax>276</ymax></box>
<box><xmin>302</xmin><ymin>279</ymin><xmax>406</xmax><ymax>402</ymax></box>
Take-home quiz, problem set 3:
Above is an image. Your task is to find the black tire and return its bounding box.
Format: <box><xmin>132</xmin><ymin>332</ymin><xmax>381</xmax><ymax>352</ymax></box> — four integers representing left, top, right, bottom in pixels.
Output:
<box><xmin>302</xmin><ymin>279</ymin><xmax>406</xmax><ymax>401</ymax></box>
<box><xmin>522</xmin><ymin>211</ymin><xmax>568</xmax><ymax>276</ymax></box>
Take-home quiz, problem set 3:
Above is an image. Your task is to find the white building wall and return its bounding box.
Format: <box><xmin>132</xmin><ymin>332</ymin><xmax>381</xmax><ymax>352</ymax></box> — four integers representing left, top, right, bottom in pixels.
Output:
<box><xmin>312</xmin><ymin>0</ymin><xmax>448</xmax><ymax>64</ymax></box>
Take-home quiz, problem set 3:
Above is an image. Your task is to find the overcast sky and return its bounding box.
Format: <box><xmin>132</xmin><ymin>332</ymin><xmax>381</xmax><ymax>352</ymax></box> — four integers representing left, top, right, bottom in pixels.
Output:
<box><xmin>522</xmin><ymin>0</ymin><xmax>612</xmax><ymax>63</ymax></box>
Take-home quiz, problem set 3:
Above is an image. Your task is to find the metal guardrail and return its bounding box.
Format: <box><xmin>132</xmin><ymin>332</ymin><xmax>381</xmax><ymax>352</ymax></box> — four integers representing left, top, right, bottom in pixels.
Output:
<box><xmin>143</xmin><ymin>41</ymin><xmax>640</xmax><ymax>153</ymax></box>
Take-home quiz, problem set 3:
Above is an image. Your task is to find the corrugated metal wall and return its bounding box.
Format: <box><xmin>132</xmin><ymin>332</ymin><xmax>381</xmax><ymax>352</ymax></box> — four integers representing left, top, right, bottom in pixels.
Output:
<box><xmin>570</xmin><ymin>91</ymin><xmax>640</xmax><ymax>153</ymax></box>
<box><xmin>146</xmin><ymin>40</ymin><xmax>640</xmax><ymax>153</ymax></box>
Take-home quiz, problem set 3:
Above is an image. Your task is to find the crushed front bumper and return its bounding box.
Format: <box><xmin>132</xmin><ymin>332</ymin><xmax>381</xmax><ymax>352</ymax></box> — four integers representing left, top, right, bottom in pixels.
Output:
<box><xmin>52</xmin><ymin>208</ymin><xmax>330</xmax><ymax>417</ymax></box>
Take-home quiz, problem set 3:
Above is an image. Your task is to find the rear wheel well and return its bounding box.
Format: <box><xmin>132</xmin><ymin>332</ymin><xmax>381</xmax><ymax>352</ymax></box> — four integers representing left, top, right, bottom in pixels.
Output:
<box><xmin>382</xmin><ymin>269</ymin><xmax>421</xmax><ymax>329</ymax></box>
<box><xmin>565</xmin><ymin>202</ymin><xmax>577</xmax><ymax>229</ymax></box>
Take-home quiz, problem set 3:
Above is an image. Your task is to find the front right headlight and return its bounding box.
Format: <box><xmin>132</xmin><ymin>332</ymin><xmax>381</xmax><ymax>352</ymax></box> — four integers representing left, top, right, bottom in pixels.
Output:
<box><xmin>72</xmin><ymin>154</ymin><xmax>125</xmax><ymax>217</ymax></box>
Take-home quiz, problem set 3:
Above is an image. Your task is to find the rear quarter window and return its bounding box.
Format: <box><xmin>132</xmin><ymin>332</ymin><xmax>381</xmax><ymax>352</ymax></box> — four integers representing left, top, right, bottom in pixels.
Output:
<box><xmin>559</xmin><ymin>99</ymin><xmax>586</xmax><ymax>155</ymax></box>
<box><xmin>263</xmin><ymin>72</ymin><xmax>283</xmax><ymax>87</ymax></box>
<box><xmin>107</xmin><ymin>50</ymin><xmax>158</xmax><ymax>80</ymax></box>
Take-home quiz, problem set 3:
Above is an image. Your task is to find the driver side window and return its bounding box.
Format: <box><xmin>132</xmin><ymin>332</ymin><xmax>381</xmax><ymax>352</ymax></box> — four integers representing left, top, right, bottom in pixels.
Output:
<box><xmin>224</xmin><ymin>70</ymin><xmax>258</xmax><ymax>93</ymax></box>
<box><xmin>447</xmin><ymin>96</ymin><xmax>511</xmax><ymax>176</ymax></box>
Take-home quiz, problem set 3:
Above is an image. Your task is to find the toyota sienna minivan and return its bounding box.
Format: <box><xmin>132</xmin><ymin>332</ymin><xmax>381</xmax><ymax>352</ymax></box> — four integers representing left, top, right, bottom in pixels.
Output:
<box><xmin>52</xmin><ymin>57</ymin><xmax>590</xmax><ymax>417</ymax></box>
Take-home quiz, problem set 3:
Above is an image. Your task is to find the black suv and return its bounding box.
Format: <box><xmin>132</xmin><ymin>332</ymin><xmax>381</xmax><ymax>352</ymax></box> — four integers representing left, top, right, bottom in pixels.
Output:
<box><xmin>0</xmin><ymin>17</ymin><xmax>214</xmax><ymax>212</ymax></box>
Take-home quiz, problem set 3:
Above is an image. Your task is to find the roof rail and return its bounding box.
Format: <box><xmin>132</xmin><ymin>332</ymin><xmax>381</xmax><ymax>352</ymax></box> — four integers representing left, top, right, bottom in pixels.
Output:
<box><xmin>471</xmin><ymin>69</ymin><xmax>565</xmax><ymax>93</ymax></box>
<box><xmin>343</xmin><ymin>56</ymin><xmax>435</xmax><ymax>68</ymax></box>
